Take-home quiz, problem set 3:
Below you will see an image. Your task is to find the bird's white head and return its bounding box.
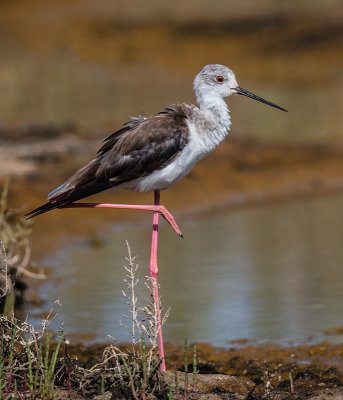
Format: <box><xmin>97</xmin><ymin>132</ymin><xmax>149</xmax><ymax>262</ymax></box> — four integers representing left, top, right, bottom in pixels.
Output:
<box><xmin>194</xmin><ymin>64</ymin><xmax>287</xmax><ymax>112</ymax></box>
<box><xmin>194</xmin><ymin>64</ymin><xmax>238</xmax><ymax>100</ymax></box>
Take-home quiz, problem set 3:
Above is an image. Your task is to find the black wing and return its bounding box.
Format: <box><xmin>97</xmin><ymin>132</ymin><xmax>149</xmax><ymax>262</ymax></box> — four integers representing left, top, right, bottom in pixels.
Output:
<box><xmin>26</xmin><ymin>105</ymin><xmax>190</xmax><ymax>218</ymax></box>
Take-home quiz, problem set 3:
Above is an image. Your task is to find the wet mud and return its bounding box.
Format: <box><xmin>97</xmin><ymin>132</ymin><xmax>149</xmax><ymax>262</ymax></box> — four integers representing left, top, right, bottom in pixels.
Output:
<box><xmin>55</xmin><ymin>340</ymin><xmax>343</xmax><ymax>399</ymax></box>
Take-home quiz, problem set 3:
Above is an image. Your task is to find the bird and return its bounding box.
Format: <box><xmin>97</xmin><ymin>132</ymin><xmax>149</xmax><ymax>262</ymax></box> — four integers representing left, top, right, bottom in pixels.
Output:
<box><xmin>27</xmin><ymin>64</ymin><xmax>286</xmax><ymax>221</ymax></box>
<box><xmin>26</xmin><ymin>64</ymin><xmax>287</xmax><ymax>372</ymax></box>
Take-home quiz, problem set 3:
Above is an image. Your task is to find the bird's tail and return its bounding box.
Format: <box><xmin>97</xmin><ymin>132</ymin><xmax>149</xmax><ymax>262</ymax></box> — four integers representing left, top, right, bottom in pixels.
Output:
<box><xmin>26</xmin><ymin>201</ymin><xmax>61</xmax><ymax>219</ymax></box>
<box><xmin>26</xmin><ymin>182</ymin><xmax>113</xmax><ymax>219</ymax></box>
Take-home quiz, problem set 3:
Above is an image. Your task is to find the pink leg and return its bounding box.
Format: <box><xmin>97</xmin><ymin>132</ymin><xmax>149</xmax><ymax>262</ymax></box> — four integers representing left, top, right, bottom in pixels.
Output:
<box><xmin>61</xmin><ymin>202</ymin><xmax>182</xmax><ymax>237</ymax></box>
<box><xmin>62</xmin><ymin>194</ymin><xmax>173</xmax><ymax>370</ymax></box>
<box><xmin>149</xmin><ymin>190</ymin><xmax>166</xmax><ymax>371</ymax></box>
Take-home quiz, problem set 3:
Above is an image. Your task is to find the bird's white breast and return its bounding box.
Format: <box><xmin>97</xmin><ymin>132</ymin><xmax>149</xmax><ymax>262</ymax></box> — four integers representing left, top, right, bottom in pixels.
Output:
<box><xmin>125</xmin><ymin>118</ymin><xmax>228</xmax><ymax>192</ymax></box>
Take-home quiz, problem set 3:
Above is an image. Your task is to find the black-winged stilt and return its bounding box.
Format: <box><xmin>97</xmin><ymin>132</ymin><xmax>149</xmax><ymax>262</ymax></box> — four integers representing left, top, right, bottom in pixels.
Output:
<box><xmin>27</xmin><ymin>64</ymin><xmax>287</xmax><ymax>371</ymax></box>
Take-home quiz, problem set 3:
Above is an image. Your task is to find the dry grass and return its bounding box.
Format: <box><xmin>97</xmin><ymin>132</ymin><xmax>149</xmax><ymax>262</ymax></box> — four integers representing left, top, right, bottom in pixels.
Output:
<box><xmin>0</xmin><ymin>179</ymin><xmax>45</xmax><ymax>314</ymax></box>
<box><xmin>0</xmin><ymin>309</ymin><xmax>65</xmax><ymax>399</ymax></box>
<box><xmin>0</xmin><ymin>237</ymin><xmax>193</xmax><ymax>399</ymax></box>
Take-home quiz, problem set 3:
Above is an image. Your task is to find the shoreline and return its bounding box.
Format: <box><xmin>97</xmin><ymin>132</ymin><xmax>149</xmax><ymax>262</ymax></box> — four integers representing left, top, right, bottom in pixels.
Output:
<box><xmin>50</xmin><ymin>338</ymin><xmax>343</xmax><ymax>399</ymax></box>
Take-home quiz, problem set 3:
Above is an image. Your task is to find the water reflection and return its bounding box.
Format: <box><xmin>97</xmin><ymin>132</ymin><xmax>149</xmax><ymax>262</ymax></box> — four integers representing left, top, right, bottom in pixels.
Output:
<box><xmin>37</xmin><ymin>193</ymin><xmax>343</xmax><ymax>345</ymax></box>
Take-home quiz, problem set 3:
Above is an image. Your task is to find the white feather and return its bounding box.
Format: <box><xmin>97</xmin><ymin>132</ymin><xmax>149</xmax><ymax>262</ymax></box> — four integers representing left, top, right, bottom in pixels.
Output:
<box><xmin>124</xmin><ymin>98</ymin><xmax>231</xmax><ymax>192</ymax></box>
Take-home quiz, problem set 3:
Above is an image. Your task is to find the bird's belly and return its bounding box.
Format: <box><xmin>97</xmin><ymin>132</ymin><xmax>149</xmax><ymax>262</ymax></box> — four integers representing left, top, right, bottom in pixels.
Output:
<box><xmin>127</xmin><ymin>145</ymin><xmax>203</xmax><ymax>192</ymax></box>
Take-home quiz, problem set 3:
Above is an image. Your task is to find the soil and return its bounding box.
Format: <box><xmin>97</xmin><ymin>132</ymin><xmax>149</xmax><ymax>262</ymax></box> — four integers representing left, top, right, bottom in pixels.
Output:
<box><xmin>53</xmin><ymin>340</ymin><xmax>343</xmax><ymax>399</ymax></box>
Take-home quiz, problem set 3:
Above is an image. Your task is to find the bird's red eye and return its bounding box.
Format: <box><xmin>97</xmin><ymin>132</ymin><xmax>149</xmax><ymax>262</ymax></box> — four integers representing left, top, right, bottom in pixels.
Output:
<box><xmin>216</xmin><ymin>75</ymin><xmax>224</xmax><ymax>83</ymax></box>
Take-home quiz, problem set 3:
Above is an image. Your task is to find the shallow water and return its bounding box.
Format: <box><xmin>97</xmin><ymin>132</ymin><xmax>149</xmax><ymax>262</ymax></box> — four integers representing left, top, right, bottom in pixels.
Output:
<box><xmin>34</xmin><ymin>193</ymin><xmax>343</xmax><ymax>345</ymax></box>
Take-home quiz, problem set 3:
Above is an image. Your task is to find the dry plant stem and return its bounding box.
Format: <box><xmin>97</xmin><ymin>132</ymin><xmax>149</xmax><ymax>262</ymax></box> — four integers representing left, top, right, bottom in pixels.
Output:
<box><xmin>127</xmin><ymin>248</ymin><xmax>138</xmax><ymax>357</ymax></box>
<box><xmin>0</xmin><ymin>240</ymin><xmax>9</xmax><ymax>298</ymax></box>
<box><xmin>149</xmin><ymin>190</ymin><xmax>166</xmax><ymax>372</ymax></box>
<box><xmin>62</xmin><ymin>202</ymin><xmax>182</xmax><ymax>237</ymax></box>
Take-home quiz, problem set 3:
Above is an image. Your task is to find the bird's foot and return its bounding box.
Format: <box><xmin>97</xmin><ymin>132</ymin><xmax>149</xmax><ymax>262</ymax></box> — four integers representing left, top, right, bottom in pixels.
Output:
<box><xmin>154</xmin><ymin>205</ymin><xmax>183</xmax><ymax>237</ymax></box>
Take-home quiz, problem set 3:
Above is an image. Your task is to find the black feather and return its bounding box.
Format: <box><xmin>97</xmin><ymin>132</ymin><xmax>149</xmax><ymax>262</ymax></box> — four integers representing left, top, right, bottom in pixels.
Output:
<box><xmin>27</xmin><ymin>104</ymin><xmax>190</xmax><ymax>218</ymax></box>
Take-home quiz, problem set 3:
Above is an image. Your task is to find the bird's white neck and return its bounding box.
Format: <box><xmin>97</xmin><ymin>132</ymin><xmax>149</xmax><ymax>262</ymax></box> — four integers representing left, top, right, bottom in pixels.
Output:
<box><xmin>193</xmin><ymin>91</ymin><xmax>231</xmax><ymax>150</ymax></box>
<box><xmin>199</xmin><ymin>92</ymin><xmax>230</xmax><ymax>123</ymax></box>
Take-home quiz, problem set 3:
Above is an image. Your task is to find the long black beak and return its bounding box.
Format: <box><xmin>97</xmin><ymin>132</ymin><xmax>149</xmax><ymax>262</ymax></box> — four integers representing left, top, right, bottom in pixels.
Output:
<box><xmin>234</xmin><ymin>86</ymin><xmax>288</xmax><ymax>112</ymax></box>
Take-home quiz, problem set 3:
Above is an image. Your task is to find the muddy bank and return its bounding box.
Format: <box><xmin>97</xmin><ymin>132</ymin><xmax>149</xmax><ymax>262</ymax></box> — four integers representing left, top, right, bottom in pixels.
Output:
<box><xmin>55</xmin><ymin>339</ymin><xmax>343</xmax><ymax>399</ymax></box>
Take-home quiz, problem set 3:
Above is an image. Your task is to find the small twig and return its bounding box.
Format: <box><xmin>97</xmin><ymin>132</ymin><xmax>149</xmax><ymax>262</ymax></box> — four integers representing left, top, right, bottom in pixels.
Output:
<box><xmin>289</xmin><ymin>372</ymin><xmax>294</xmax><ymax>395</ymax></box>
<box><xmin>192</xmin><ymin>344</ymin><xmax>198</xmax><ymax>392</ymax></box>
<box><xmin>184</xmin><ymin>339</ymin><xmax>189</xmax><ymax>394</ymax></box>
<box><xmin>0</xmin><ymin>239</ymin><xmax>9</xmax><ymax>298</ymax></box>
